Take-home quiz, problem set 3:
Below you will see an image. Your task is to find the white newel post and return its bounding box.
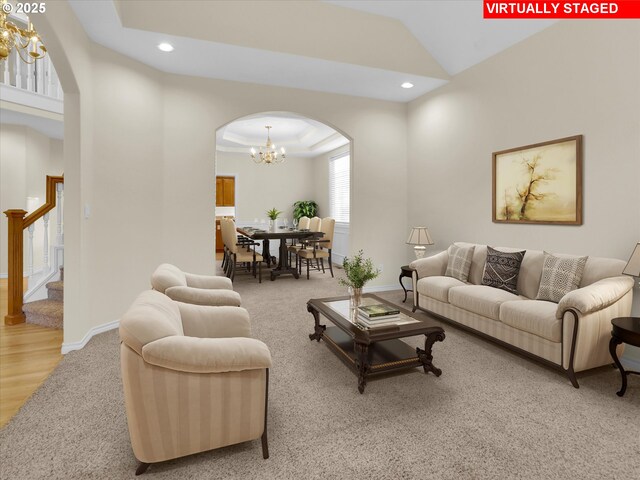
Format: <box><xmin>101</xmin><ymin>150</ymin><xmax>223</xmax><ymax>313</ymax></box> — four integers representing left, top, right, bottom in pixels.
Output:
<box><xmin>27</xmin><ymin>224</ymin><xmax>35</xmax><ymax>276</ymax></box>
<box><xmin>43</xmin><ymin>213</ymin><xmax>50</xmax><ymax>270</ymax></box>
<box><xmin>56</xmin><ymin>183</ymin><xmax>64</xmax><ymax>245</ymax></box>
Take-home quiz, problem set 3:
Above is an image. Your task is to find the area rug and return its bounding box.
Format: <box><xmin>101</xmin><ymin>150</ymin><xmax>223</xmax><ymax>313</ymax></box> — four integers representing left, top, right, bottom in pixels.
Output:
<box><xmin>1</xmin><ymin>269</ymin><xmax>638</xmax><ymax>479</ymax></box>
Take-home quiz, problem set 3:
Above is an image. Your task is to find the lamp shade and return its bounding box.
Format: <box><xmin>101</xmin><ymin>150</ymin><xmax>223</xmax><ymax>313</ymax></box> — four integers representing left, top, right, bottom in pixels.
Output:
<box><xmin>622</xmin><ymin>242</ymin><xmax>640</xmax><ymax>276</ymax></box>
<box><xmin>406</xmin><ymin>227</ymin><xmax>434</xmax><ymax>246</ymax></box>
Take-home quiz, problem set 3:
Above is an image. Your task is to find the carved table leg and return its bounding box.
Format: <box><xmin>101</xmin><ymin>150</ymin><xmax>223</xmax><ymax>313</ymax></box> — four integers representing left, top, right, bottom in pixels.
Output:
<box><xmin>355</xmin><ymin>342</ymin><xmax>370</xmax><ymax>394</ymax></box>
<box><xmin>307</xmin><ymin>304</ymin><xmax>326</xmax><ymax>342</ymax></box>
<box><xmin>609</xmin><ymin>336</ymin><xmax>627</xmax><ymax>397</ymax></box>
<box><xmin>399</xmin><ymin>272</ymin><xmax>408</xmax><ymax>303</ymax></box>
<box><xmin>417</xmin><ymin>331</ymin><xmax>445</xmax><ymax>377</ymax></box>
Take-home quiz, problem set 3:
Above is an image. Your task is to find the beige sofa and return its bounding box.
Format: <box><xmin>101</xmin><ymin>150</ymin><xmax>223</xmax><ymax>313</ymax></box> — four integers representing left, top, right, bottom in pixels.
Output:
<box><xmin>120</xmin><ymin>290</ymin><xmax>271</xmax><ymax>475</ymax></box>
<box><xmin>151</xmin><ymin>263</ymin><xmax>242</xmax><ymax>306</ymax></box>
<box><xmin>411</xmin><ymin>243</ymin><xmax>634</xmax><ymax>387</ymax></box>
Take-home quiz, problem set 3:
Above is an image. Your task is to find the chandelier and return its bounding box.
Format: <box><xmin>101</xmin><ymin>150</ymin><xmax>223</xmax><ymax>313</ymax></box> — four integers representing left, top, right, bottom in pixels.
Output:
<box><xmin>250</xmin><ymin>126</ymin><xmax>286</xmax><ymax>165</ymax></box>
<box><xmin>0</xmin><ymin>1</ymin><xmax>47</xmax><ymax>64</ymax></box>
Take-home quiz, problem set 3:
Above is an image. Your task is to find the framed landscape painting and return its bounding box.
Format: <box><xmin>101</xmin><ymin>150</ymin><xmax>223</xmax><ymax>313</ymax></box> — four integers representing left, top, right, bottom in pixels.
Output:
<box><xmin>492</xmin><ymin>135</ymin><xmax>583</xmax><ymax>225</ymax></box>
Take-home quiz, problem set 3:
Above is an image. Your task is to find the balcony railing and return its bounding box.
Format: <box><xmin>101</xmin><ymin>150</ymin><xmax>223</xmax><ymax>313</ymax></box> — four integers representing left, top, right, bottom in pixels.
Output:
<box><xmin>1</xmin><ymin>44</ymin><xmax>63</xmax><ymax>113</ymax></box>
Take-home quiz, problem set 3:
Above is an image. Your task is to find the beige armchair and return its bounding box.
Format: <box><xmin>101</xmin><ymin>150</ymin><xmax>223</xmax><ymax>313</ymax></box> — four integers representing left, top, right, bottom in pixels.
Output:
<box><xmin>151</xmin><ymin>263</ymin><xmax>241</xmax><ymax>306</ymax></box>
<box><xmin>120</xmin><ymin>290</ymin><xmax>272</xmax><ymax>475</ymax></box>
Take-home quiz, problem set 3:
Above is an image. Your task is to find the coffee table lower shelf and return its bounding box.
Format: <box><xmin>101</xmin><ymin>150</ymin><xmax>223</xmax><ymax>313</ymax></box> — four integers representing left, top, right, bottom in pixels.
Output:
<box><xmin>323</xmin><ymin>326</ymin><xmax>423</xmax><ymax>372</ymax></box>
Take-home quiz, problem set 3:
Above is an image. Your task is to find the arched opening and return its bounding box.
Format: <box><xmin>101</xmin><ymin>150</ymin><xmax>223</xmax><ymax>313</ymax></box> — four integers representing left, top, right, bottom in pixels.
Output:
<box><xmin>214</xmin><ymin>111</ymin><xmax>353</xmax><ymax>282</ymax></box>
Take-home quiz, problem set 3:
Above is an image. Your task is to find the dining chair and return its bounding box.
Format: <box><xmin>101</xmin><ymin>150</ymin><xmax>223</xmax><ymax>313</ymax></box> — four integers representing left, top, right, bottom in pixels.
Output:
<box><xmin>287</xmin><ymin>216</ymin><xmax>310</xmax><ymax>264</ymax></box>
<box><xmin>296</xmin><ymin>217</ymin><xmax>335</xmax><ymax>279</ymax></box>
<box><xmin>224</xmin><ymin>219</ymin><xmax>264</xmax><ymax>283</ymax></box>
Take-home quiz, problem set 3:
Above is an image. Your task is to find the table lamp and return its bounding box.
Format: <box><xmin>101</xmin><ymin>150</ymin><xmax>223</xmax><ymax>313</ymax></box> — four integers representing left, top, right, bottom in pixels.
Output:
<box><xmin>406</xmin><ymin>227</ymin><xmax>434</xmax><ymax>259</ymax></box>
<box><xmin>623</xmin><ymin>242</ymin><xmax>640</xmax><ymax>285</ymax></box>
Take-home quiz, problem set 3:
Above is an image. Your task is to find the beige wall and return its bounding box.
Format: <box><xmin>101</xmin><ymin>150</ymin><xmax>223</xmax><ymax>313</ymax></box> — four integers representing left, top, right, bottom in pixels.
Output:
<box><xmin>37</xmin><ymin>1</ymin><xmax>408</xmax><ymax>347</ymax></box>
<box><xmin>408</xmin><ymin>20</ymin><xmax>640</xmax><ymax>362</ymax></box>
<box><xmin>215</xmin><ymin>152</ymin><xmax>317</xmax><ymax>222</ymax></box>
<box><xmin>0</xmin><ymin>125</ymin><xmax>63</xmax><ymax>274</ymax></box>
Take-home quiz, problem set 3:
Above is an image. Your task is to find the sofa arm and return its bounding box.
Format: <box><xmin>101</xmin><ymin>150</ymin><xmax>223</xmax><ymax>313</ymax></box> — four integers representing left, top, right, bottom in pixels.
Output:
<box><xmin>142</xmin><ymin>336</ymin><xmax>272</xmax><ymax>374</ymax></box>
<box><xmin>410</xmin><ymin>251</ymin><xmax>448</xmax><ymax>279</ymax></box>
<box><xmin>185</xmin><ymin>273</ymin><xmax>233</xmax><ymax>290</ymax></box>
<box><xmin>165</xmin><ymin>286</ymin><xmax>241</xmax><ymax>307</ymax></box>
<box><xmin>177</xmin><ymin>303</ymin><xmax>252</xmax><ymax>338</ymax></box>
<box><xmin>556</xmin><ymin>276</ymin><xmax>634</xmax><ymax>319</ymax></box>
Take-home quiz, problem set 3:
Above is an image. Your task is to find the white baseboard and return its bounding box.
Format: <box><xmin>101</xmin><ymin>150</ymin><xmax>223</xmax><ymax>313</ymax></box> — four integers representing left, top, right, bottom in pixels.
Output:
<box><xmin>61</xmin><ymin>319</ymin><xmax>119</xmax><ymax>354</ymax></box>
<box><xmin>363</xmin><ymin>284</ymin><xmax>400</xmax><ymax>293</ymax></box>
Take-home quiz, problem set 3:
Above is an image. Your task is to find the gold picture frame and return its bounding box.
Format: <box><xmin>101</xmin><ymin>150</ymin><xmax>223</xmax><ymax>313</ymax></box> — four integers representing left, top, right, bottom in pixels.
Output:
<box><xmin>492</xmin><ymin>135</ymin><xmax>583</xmax><ymax>225</ymax></box>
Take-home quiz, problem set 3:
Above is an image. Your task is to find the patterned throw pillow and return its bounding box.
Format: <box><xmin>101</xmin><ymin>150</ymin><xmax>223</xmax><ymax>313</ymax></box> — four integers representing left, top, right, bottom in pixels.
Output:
<box><xmin>445</xmin><ymin>244</ymin><xmax>475</xmax><ymax>282</ymax></box>
<box><xmin>536</xmin><ymin>252</ymin><xmax>588</xmax><ymax>303</ymax></box>
<box><xmin>481</xmin><ymin>246</ymin><xmax>526</xmax><ymax>294</ymax></box>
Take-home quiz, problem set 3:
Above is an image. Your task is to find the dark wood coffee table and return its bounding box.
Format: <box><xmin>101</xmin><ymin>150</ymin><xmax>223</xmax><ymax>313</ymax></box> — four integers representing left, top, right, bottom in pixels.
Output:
<box><xmin>307</xmin><ymin>293</ymin><xmax>445</xmax><ymax>393</ymax></box>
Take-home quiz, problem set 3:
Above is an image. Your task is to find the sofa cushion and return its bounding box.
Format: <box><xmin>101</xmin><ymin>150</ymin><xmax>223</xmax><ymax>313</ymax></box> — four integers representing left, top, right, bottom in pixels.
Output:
<box><xmin>417</xmin><ymin>276</ymin><xmax>466</xmax><ymax>303</ymax></box>
<box><xmin>536</xmin><ymin>252</ymin><xmax>588</xmax><ymax>303</ymax></box>
<box><xmin>500</xmin><ymin>300</ymin><xmax>561</xmax><ymax>342</ymax></box>
<box><xmin>445</xmin><ymin>244</ymin><xmax>475</xmax><ymax>282</ymax></box>
<box><xmin>481</xmin><ymin>246</ymin><xmax>526</xmax><ymax>294</ymax></box>
<box><xmin>449</xmin><ymin>285</ymin><xmax>521</xmax><ymax>320</ymax></box>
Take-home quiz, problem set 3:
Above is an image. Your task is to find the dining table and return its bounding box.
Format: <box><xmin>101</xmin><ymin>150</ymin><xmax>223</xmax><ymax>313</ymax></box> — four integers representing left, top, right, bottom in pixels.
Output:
<box><xmin>237</xmin><ymin>227</ymin><xmax>323</xmax><ymax>281</ymax></box>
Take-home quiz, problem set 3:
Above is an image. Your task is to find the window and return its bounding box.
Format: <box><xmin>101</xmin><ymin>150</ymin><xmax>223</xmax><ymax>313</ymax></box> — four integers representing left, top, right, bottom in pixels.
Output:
<box><xmin>329</xmin><ymin>153</ymin><xmax>350</xmax><ymax>224</ymax></box>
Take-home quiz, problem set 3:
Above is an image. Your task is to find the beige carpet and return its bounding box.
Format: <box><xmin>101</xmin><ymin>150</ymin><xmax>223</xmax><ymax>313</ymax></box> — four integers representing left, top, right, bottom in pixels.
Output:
<box><xmin>1</xmin><ymin>268</ymin><xmax>638</xmax><ymax>479</ymax></box>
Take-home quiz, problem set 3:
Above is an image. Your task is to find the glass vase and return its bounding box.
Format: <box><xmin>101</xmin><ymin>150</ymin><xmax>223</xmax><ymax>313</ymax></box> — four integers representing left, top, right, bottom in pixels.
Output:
<box><xmin>349</xmin><ymin>287</ymin><xmax>363</xmax><ymax>310</ymax></box>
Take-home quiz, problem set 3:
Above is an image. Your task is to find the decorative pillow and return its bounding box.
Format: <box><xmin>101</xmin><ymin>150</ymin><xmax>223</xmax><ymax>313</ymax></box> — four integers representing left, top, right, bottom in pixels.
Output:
<box><xmin>481</xmin><ymin>246</ymin><xmax>526</xmax><ymax>294</ymax></box>
<box><xmin>445</xmin><ymin>244</ymin><xmax>475</xmax><ymax>282</ymax></box>
<box><xmin>536</xmin><ymin>252</ymin><xmax>588</xmax><ymax>303</ymax></box>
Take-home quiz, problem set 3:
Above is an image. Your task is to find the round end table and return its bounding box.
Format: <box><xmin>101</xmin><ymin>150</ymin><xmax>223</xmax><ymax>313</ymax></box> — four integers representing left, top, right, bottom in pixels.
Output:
<box><xmin>609</xmin><ymin>317</ymin><xmax>640</xmax><ymax>397</ymax></box>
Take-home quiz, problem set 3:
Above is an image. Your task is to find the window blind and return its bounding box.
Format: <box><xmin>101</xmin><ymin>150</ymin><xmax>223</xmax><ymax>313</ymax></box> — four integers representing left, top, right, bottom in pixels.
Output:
<box><xmin>329</xmin><ymin>153</ymin><xmax>350</xmax><ymax>223</ymax></box>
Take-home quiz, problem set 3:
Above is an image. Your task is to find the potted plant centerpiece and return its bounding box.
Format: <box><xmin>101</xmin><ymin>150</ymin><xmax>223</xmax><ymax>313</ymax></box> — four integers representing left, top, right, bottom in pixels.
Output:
<box><xmin>339</xmin><ymin>250</ymin><xmax>380</xmax><ymax>309</ymax></box>
<box><xmin>266</xmin><ymin>207</ymin><xmax>282</xmax><ymax>232</ymax></box>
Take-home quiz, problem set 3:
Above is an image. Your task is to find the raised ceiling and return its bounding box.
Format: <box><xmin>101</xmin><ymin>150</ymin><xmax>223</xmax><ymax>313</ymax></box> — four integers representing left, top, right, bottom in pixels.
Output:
<box><xmin>67</xmin><ymin>0</ymin><xmax>555</xmax><ymax>103</ymax></box>
<box><xmin>216</xmin><ymin>113</ymin><xmax>349</xmax><ymax>159</ymax></box>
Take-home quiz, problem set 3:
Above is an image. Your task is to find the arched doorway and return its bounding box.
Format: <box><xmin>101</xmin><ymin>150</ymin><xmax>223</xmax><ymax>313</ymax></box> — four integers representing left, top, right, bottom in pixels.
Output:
<box><xmin>214</xmin><ymin>111</ymin><xmax>353</xmax><ymax>279</ymax></box>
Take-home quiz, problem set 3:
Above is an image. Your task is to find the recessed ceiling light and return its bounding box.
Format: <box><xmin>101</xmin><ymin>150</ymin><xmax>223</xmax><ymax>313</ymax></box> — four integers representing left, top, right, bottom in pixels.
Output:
<box><xmin>401</xmin><ymin>82</ymin><xmax>414</xmax><ymax>89</ymax></box>
<box><xmin>158</xmin><ymin>43</ymin><xmax>174</xmax><ymax>52</ymax></box>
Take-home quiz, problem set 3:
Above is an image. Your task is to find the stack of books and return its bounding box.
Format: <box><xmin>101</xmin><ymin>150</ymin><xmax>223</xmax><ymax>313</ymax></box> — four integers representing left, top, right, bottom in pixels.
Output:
<box><xmin>357</xmin><ymin>304</ymin><xmax>401</xmax><ymax>328</ymax></box>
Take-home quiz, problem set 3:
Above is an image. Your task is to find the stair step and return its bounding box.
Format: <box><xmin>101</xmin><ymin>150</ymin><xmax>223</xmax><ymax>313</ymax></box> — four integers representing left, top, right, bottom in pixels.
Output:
<box><xmin>46</xmin><ymin>280</ymin><xmax>64</xmax><ymax>301</ymax></box>
<box><xmin>23</xmin><ymin>299</ymin><xmax>63</xmax><ymax>329</ymax></box>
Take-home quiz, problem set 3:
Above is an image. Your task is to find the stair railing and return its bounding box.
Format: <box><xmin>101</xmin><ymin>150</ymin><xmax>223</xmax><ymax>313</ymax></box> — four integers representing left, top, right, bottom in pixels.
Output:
<box><xmin>4</xmin><ymin>175</ymin><xmax>63</xmax><ymax>325</ymax></box>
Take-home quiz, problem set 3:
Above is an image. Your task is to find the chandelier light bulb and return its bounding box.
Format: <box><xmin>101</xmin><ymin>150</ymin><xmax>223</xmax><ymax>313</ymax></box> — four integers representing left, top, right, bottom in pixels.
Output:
<box><xmin>401</xmin><ymin>82</ymin><xmax>414</xmax><ymax>89</ymax></box>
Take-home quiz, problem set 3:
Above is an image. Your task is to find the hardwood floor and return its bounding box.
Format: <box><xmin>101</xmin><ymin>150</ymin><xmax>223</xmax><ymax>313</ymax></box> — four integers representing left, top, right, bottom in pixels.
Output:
<box><xmin>0</xmin><ymin>278</ymin><xmax>63</xmax><ymax>427</ymax></box>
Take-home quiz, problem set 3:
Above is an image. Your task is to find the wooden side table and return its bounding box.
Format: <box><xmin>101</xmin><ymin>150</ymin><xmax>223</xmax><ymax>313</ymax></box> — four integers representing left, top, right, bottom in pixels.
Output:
<box><xmin>399</xmin><ymin>265</ymin><xmax>415</xmax><ymax>303</ymax></box>
<box><xmin>609</xmin><ymin>317</ymin><xmax>640</xmax><ymax>397</ymax></box>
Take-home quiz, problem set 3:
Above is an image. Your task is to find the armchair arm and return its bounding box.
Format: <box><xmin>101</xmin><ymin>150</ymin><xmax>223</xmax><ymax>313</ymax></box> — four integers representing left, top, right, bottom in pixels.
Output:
<box><xmin>142</xmin><ymin>336</ymin><xmax>272</xmax><ymax>374</ymax></box>
<box><xmin>556</xmin><ymin>276</ymin><xmax>634</xmax><ymax>319</ymax></box>
<box><xmin>165</xmin><ymin>286</ymin><xmax>241</xmax><ymax>307</ymax></box>
<box><xmin>410</xmin><ymin>251</ymin><xmax>448</xmax><ymax>279</ymax></box>
<box><xmin>184</xmin><ymin>273</ymin><xmax>233</xmax><ymax>290</ymax></box>
<box><xmin>177</xmin><ymin>303</ymin><xmax>252</xmax><ymax>338</ymax></box>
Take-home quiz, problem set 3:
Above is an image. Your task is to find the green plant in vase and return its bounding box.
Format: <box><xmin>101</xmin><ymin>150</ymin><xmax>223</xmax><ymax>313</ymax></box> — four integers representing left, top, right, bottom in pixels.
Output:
<box><xmin>266</xmin><ymin>208</ymin><xmax>282</xmax><ymax>220</ymax></box>
<box><xmin>266</xmin><ymin>207</ymin><xmax>282</xmax><ymax>231</ymax></box>
<box><xmin>292</xmin><ymin>200</ymin><xmax>318</xmax><ymax>221</ymax></box>
<box><xmin>339</xmin><ymin>250</ymin><xmax>380</xmax><ymax>308</ymax></box>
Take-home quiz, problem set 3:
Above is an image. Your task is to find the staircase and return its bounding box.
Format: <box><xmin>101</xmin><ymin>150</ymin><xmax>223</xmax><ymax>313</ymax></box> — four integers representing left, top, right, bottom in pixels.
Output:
<box><xmin>23</xmin><ymin>268</ymin><xmax>63</xmax><ymax>329</ymax></box>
